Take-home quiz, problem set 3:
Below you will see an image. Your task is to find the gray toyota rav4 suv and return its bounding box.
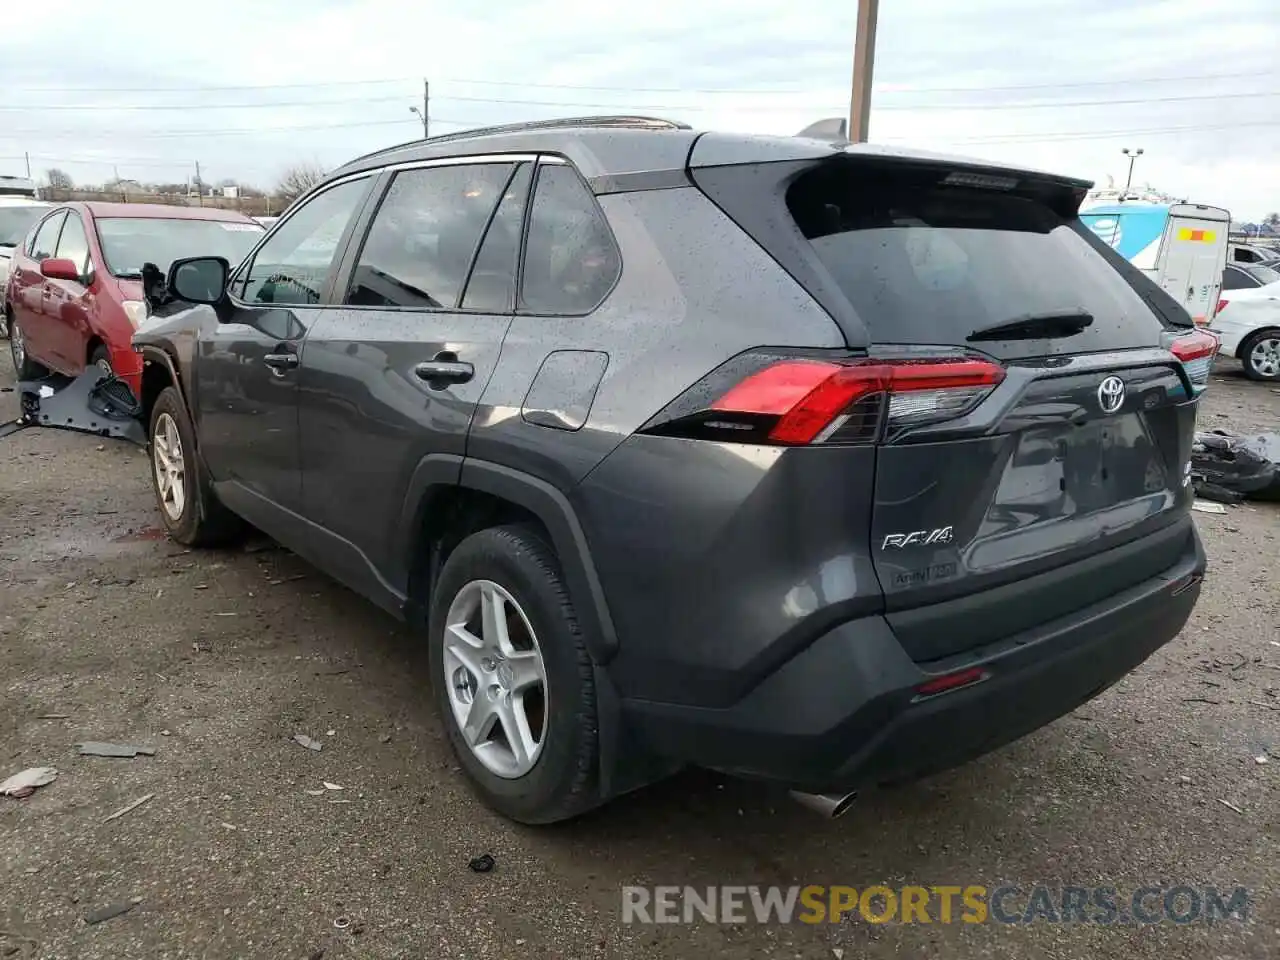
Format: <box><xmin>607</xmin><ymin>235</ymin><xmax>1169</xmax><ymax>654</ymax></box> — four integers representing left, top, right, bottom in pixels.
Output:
<box><xmin>132</xmin><ymin>116</ymin><xmax>1214</xmax><ymax>823</ymax></box>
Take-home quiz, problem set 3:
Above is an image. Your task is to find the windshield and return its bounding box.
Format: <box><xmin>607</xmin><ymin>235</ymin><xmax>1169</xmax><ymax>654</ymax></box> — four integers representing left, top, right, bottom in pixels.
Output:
<box><xmin>0</xmin><ymin>206</ymin><xmax>48</xmax><ymax>247</ymax></box>
<box><xmin>1245</xmin><ymin>263</ymin><xmax>1280</xmax><ymax>286</ymax></box>
<box><xmin>95</xmin><ymin>217</ymin><xmax>263</xmax><ymax>277</ymax></box>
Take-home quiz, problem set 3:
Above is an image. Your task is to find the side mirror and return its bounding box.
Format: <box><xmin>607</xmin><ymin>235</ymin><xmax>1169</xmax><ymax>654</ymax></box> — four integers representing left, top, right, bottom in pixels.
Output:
<box><xmin>41</xmin><ymin>258</ymin><xmax>83</xmax><ymax>282</ymax></box>
<box><xmin>167</xmin><ymin>256</ymin><xmax>229</xmax><ymax>305</ymax></box>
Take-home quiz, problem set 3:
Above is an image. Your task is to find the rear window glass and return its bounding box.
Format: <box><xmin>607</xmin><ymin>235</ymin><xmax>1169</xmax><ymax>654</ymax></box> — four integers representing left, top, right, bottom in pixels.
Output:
<box><xmin>788</xmin><ymin>167</ymin><xmax>1169</xmax><ymax>352</ymax></box>
<box><xmin>1245</xmin><ymin>263</ymin><xmax>1280</xmax><ymax>286</ymax></box>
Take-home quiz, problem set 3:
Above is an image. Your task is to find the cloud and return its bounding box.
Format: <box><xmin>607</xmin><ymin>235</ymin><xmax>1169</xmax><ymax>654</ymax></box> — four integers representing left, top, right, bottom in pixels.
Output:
<box><xmin>0</xmin><ymin>0</ymin><xmax>1275</xmax><ymax>216</ymax></box>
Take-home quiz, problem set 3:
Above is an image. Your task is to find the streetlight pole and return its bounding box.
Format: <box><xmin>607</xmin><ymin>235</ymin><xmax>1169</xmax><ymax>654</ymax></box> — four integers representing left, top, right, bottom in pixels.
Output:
<box><xmin>848</xmin><ymin>0</ymin><xmax>880</xmax><ymax>142</ymax></box>
<box><xmin>409</xmin><ymin>79</ymin><xmax>429</xmax><ymax>138</ymax></box>
<box><xmin>1121</xmin><ymin>147</ymin><xmax>1144</xmax><ymax>196</ymax></box>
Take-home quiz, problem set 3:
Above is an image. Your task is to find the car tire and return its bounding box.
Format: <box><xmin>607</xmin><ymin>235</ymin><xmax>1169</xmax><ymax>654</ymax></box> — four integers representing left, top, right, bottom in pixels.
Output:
<box><xmin>429</xmin><ymin>524</ymin><xmax>601</xmax><ymax>824</ymax></box>
<box><xmin>89</xmin><ymin>344</ymin><xmax>113</xmax><ymax>377</ymax></box>
<box><xmin>8</xmin><ymin>316</ymin><xmax>44</xmax><ymax>379</ymax></box>
<box><xmin>148</xmin><ymin>386</ymin><xmax>244</xmax><ymax>546</ymax></box>
<box><xmin>1239</xmin><ymin>328</ymin><xmax>1280</xmax><ymax>381</ymax></box>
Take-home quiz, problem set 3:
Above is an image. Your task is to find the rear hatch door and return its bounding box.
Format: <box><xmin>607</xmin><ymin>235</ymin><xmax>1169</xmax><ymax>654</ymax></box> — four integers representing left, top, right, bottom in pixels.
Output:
<box><xmin>694</xmin><ymin>150</ymin><xmax>1205</xmax><ymax>662</ymax></box>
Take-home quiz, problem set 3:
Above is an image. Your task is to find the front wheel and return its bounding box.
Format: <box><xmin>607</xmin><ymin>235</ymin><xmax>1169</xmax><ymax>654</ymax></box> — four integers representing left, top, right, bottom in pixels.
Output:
<box><xmin>148</xmin><ymin>386</ymin><xmax>243</xmax><ymax>546</ymax></box>
<box><xmin>429</xmin><ymin>525</ymin><xmax>601</xmax><ymax>824</ymax></box>
<box><xmin>1240</xmin><ymin>329</ymin><xmax>1280</xmax><ymax>381</ymax></box>
<box><xmin>9</xmin><ymin>317</ymin><xmax>44</xmax><ymax>379</ymax></box>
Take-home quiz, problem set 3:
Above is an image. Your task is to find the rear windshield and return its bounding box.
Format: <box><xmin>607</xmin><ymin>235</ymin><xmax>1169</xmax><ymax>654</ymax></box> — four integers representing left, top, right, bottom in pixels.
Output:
<box><xmin>95</xmin><ymin>217</ymin><xmax>263</xmax><ymax>278</ymax></box>
<box><xmin>0</xmin><ymin>205</ymin><xmax>47</xmax><ymax>247</ymax></box>
<box><xmin>787</xmin><ymin>166</ymin><xmax>1171</xmax><ymax>352</ymax></box>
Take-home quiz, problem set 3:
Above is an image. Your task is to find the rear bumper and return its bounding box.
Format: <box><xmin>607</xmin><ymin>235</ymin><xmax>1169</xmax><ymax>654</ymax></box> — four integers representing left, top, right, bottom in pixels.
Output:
<box><xmin>621</xmin><ymin>524</ymin><xmax>1206</xmax><ymax>792</ymax></box>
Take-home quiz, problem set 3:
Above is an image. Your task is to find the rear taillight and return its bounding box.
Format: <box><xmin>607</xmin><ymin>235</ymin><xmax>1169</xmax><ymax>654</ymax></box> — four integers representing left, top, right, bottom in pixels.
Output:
<box><xmin>1169</xmin><ymin>329</ymin><xmax>1219</xmax><ymax>392</ymax></box>
<box><xmin>1216</xmin><ymin>298</ymin><xmax>1229</xmax><ymax>315</ymax></box>
<box><xmin>642</xmin><ymin>354</ymin><xmax>1005</xmax><ymax>446</ymax></box>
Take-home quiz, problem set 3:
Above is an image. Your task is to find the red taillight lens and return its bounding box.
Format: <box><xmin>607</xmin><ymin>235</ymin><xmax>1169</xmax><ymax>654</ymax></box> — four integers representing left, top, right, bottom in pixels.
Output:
<box><xmin>1216</xmin><ymin>298</ymin><xmax>1229</xmax><ymax>315</ymax></box>
<box><xmin>652</xmin><ymin>355</ymin><xmax>1005</xmax><ymax>446</ymax></box>
<box><xmin>1169</xmin><ymin>329</ymin><xmax>1219</xmax><ymax>392</ymax></box>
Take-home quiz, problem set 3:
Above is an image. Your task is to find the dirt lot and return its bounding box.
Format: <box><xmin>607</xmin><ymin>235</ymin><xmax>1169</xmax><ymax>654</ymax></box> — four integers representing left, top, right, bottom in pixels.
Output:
<box><xmin>1</xmin><ymin>357</ymin><xmax>1277</xmax><ymax>960</ymax></box>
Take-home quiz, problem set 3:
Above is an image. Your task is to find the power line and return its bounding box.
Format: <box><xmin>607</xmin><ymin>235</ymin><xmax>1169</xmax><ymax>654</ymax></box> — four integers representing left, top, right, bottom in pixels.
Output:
<box><xmin>0</xmin><ymin>95</ymin><xmax>413</xmax><ymax>112</ymax></box>
<box><xmin>431</xmin><ymin>90</ymin><xmax>1280</xmax><ymax>112</ymax></box>
<box><xmin>4</xmin><ymin>68</ymin><xmax>1276</xmax><ymax>96</ymax></box>
<box><xmin>892</xmin><ymin>118</ymin><xmax>1280</xmax><ymax>146</ymax></box>
<box><xmin>0</xmin><ymin>117</ymin><xmax>479</xmax><ymax>141</ymax></box>
<box><xmin>4</xmin><ymin>88</ymin><xmax>1276</xmax><ymax>118</ymax></box>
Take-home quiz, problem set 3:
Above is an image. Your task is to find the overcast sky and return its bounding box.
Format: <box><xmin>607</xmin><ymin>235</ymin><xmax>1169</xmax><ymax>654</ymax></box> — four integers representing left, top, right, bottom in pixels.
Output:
<box><xmin>1</xmin><ymin>0</ymin><xmax>1277</xmax><ymax>218</ymax></box>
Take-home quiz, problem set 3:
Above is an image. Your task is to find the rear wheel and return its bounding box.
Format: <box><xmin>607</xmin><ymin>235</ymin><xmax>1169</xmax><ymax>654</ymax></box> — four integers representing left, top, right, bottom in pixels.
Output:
<box><xmin>9</xmin><ymin>317</ymin><xmax>44</xmax><ymax>379</ymax></box>
<box><xmin>1240</xmin><ymin>329</ymin><xmax>1280</xmax><ymax>381</ymax></box>
<box><xmin>89</xmin><ymin>344</ymin><xmax>113</xmax><ymax>377</ymax></box>
<box><xmin>429</xmin><ymin>525</ymin><xmax>601</xmax><ymax>824</ymax></box>
<box><xmin>148</xmin><ymin>386</ymin><xmax>243</xmax><ymax>546</ymax></box>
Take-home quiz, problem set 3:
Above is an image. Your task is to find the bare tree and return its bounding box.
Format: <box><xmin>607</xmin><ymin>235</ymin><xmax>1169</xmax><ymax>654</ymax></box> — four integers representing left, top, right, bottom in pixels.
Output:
<box><xmin>46</xmin><ymin>168</ymin><xmax>74</xmax><ymax>190</ymax></box>
<box><xmin>1264</xmin><ymin>212</ymin><xmax>1280</xmax><ymax>230</ymax></box>
<box><xmin>276</xmin><ymin>163</ymin><xmax>326</xmax><ymax>203</ymax></box>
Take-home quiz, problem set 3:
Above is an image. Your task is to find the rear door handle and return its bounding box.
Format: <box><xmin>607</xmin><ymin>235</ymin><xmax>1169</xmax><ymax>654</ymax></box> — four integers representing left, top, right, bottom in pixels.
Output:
<box><xmin>263</xmin><ymin>352</ymin><xmax>299</xmax><ymax>376</ymax></box>
<box><xmin>414</xmin><ymin>358</ymin><xmax>474</xmax><ymax>387</ymax></box>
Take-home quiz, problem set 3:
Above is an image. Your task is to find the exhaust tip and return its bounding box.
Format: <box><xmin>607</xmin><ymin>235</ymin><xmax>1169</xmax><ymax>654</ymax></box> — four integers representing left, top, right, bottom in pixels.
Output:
<box><xmin>789</xmin><ymin>789</ymin><xmax>858</xmax><ymax>819</ymax></box>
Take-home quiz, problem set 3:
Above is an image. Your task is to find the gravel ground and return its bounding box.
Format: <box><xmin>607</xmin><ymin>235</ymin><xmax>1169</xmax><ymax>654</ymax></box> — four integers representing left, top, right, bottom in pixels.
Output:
<box><xmin>1</xmin><ymin>356</ymin><xmax>1277</xmax><ymax>960</ymax></box>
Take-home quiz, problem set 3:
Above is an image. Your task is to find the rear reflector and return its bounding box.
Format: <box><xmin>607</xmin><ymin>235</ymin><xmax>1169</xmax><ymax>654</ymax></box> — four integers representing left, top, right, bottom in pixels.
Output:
<box><xmin>1169</xmin><ymin>329</ymin><xmax>1219</xmax><ymax>392</ymax></box>
<box><xmin>914</xmin><ymin>666</ymin><xmax>988</xmax><ymax>699</ymax></box>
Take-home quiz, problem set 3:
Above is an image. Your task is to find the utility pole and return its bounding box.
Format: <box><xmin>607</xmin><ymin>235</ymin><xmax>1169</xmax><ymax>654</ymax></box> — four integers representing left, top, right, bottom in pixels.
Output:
<box><xmin>1121</xmin><ymin>147</ymin><xmax>1144</xmax><ymax>197</ymax></box>
<box><xmin>848</xmin><ymin>0</ymin><xmax>880</xmax><ymax>143</ymax></box>
<box><xmin>409</xmin><ymin>79</ymin><xmax>429</xmax><ymax>138</ymax></box>
<box><xmin>194</xmin><ymin>161</ymin><xmax>203</xmax><ymax>207</ymax></box>
<box><xmin>24</xmin><ymin>152</ymin><xmax>30</xmax><ymax>177</ymax></box>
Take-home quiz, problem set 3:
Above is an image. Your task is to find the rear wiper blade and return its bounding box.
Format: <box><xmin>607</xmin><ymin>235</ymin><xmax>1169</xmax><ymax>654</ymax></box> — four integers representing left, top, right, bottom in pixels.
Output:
<box><xmin>967</xmin><ymin>309</ymin><xmax>1094</xmax><ymax>342</ymax></box>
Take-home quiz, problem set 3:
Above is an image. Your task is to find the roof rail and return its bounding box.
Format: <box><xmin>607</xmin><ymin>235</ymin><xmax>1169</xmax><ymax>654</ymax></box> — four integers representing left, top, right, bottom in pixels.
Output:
<box><xmin>343</xmin><ymin>115</ymin><xmax>691</xmax><ymax>169</ymax></box>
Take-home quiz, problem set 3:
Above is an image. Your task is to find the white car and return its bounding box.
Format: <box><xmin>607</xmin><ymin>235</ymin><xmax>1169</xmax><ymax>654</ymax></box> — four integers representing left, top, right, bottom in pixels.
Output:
<box><xmin>1211</xmin><ymin>265</ymin><xmax>1280</xmax><ymax>381</ymax></box>
<box><xmin>0</xmin><ymin>197</ymin><xmax>53</xmax><ymax>338</ymax></box>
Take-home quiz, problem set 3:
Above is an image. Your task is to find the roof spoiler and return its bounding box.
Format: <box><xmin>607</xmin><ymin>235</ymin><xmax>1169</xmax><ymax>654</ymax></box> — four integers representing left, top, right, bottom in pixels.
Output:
<box><xmin>795</xmin><ymin>118</ymin><xmax>849</xmax><ymax>142</ymax></box>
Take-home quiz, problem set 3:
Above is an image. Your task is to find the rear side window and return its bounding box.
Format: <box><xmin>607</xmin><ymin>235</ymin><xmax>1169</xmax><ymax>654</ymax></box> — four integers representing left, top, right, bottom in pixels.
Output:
<box><xmin>345</xmin><ymin>162</ymin><xmax>512</xmax><ymax>310</ymax></box>
<box><xmin>30</xmin><ymin>211</ymin><xmax>66</xmax><ymax>260</ymax></box>
<box><xmin>520</xmin><ymin>164</ymin><xmax>620</xmax><ymax>315</ymax></box>
<box><xmin>788</xmin><ymin>166</ymin><xmax>1169</xmax><ymax>352</ymax></box>
<box><xmin>1223</xmin><ymin>267</ymin><xmax>1259</xmax><ymax>291</ymax></box>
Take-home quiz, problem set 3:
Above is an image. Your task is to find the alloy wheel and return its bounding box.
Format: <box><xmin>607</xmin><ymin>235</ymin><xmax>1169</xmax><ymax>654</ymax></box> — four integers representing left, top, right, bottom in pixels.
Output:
<box><xmin>152</xmin><ymin>413</ymin><xmax>187</xmax><ymax>521</ymax></box>
<box><xmin>1248</xmin><ymin>336</ymin><xmax>1280</xmax><ymax>379</ymax></box>
<box><xmin>442</xmin><ymin>579</ymin><xmax>548</xmax><ymax>779</ymax></box>
<box><xmin>10</xmin><ymin>322</ymin><xmax>25</xmax><ymax>372</ymax></box>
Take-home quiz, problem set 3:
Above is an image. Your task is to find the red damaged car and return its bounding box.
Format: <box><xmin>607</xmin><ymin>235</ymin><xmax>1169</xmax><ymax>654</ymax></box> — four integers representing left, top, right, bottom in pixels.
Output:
<box><xmin>4</xmin><ymin>202</ymin><xmax>263</xmax><ymax>397</ymax></box>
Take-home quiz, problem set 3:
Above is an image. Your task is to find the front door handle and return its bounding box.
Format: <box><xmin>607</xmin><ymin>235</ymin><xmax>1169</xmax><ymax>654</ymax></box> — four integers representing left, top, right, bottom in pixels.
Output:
<box><xmin>414</xmin><ymin>356</ymin><xmax>474</xmax><ymax>388</ymax></box>
<box><xmin>263</xmin><ymin>352</ymin><xmax>299</xmax><ymax>376</ymax></box>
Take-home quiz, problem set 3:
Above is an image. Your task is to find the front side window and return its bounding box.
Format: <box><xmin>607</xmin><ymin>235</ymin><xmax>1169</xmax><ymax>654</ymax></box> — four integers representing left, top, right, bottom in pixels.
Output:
<box><xmin>345</xmin><ymin>162</ymin><xmax>512</xmax><ymax>310</ymax></box>
<box><xmin>241</xmin><ymin>177</ymin><xmax>370</xmax><ymax>306</ymax></box>
<box><xmin>30</xmin><ymin>211</ymin><xmax>66</xmax><ymax>260</ymax></box>
<box><xmin>96</xmin><ymin>217</ymin><xmax>262</xmax><ymax>279</ymax></box>
<box><xmin>519</xmin><ymin>164</ymin><xmax>620</xmax><ymax>315</ymax></box>
<box><xmin>460</xmin><ymin>163</ymin><xmax>532</xmax><ymax>313</ymax></box>
<box><xmin>54</xmin><ymin>212</ymin><xmax>91</xmax><ymax>275</ymax></box>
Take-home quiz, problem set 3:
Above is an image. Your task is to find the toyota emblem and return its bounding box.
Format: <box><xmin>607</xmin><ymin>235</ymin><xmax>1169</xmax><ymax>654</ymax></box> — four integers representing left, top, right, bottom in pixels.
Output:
<box><xmin>1097</xmin><ymin>375</ymin><xmax>1125</xmax><ymax>414</ymax></box>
